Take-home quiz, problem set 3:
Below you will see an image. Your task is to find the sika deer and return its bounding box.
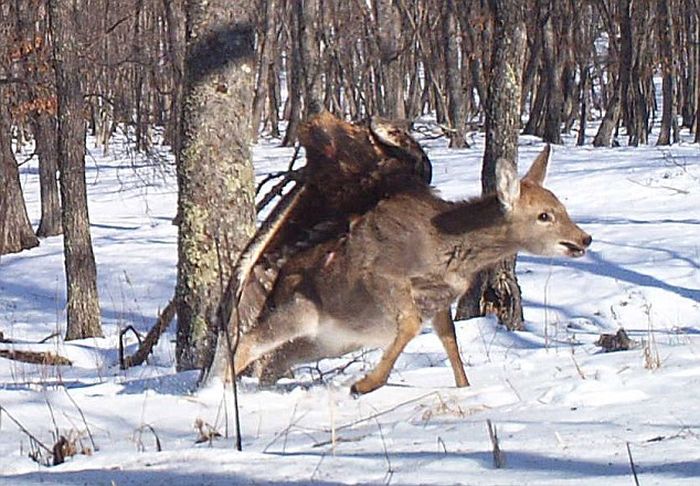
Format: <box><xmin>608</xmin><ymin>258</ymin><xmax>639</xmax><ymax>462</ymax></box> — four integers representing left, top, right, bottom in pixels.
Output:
<box><xmin>232</xmin><ymin>147</ymin><xmax>591</xmax><ymax>394</ymax></box>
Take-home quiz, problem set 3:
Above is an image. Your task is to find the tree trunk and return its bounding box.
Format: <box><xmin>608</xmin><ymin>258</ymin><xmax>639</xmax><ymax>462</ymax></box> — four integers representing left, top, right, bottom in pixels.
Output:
<box><xmin>0</xmin><ymin>107</ymin><xmax>39</xmax><ymax>256</ymax></box>
<box><xmin>376</xmin><ymin>0</ymin><xmax>405</xmax><ymax>119</ymax></box>
<box><xmin>282</xmin><ymin>5</ymin><xmax>303</xmax><ymax>146</ymax></box>
<box><xmin>444</xmin><ymin>0</ymin><xmax>466</xmax><ymax>148</ymax></box>
<box><xmin>576</xmin><ymin>65</ymin><xmax>589</xmax><ymax>146</ymax></box>
<box><xmin>251</xmin><ymin>0</ymin><xmax>276</xmax><ymax>141</ymax></box>
<box><xmin>456</xmin><ymin>0</ymin><xmax>526</xmax><ymax>331</ymax></box>
<box><xmin>696</xmin><ymin>4</ymin><xmax>700</xmax><ymax>143</ymax></box>
<box><xmin>593</xmin><ymin>78</ymin><xmax>622</xmax><ymax>147</ymax></box>
<box><xmin>297</xmin><ymin>0</ymin><xmax>323</xmax><ymax>116</ymax></box>
<box><xmin>175</xmin><ymin>0</ymin><xmax>257</xmax><ymax>370</ymax></box>
<box><xmin>657</xmin><ymin>0</ymin><xmax>677</xmax><ymax>145</ymax></box>
<box><xmin>162</xmin><ymin>0</ymin><xmax>185</xmax><ymax>154</ymax></box>
<box><xmin>48</xmin><ymin>0</ymin><xmax>103</xmax><ymax>340</ymax></box>
<box><xmin>33</xmin><ymin>114</ymin><xmax>62</xmax><ymax>238</ymax></box>
<box><xmin>541</xmin><ymin>13</ymin><xmax>562</xmax><ymax>144</ymax></box>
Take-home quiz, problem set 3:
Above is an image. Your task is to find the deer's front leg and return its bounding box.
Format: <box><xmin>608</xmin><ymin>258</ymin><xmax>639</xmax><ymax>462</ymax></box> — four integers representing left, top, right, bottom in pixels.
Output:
<box><xmin>432</xmin><ymin>308</ymin><xmax>469</xmax><ymax>387</ymax></box>
<box><xmin>350</xmin><ymin>311</ymin><xmax>422</xmax><ymax>395</ymax></box>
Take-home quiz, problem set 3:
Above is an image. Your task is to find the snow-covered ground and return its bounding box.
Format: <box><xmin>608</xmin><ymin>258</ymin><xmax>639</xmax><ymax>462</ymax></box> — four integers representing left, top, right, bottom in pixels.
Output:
<box><xmin>1</xmin><ymin>124</ymin><xmax>699</xmax><ymax>485</ymax></box>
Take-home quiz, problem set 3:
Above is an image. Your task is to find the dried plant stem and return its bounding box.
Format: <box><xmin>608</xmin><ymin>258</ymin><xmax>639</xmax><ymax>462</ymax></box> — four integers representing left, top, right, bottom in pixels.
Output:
<box><xmin>63</xmin><ymin>388</ymin><xmax>97</xmax><ymax>452</ymax></box>
<box><xmin>0</xmin><ymin>404</ymin><xmax>53</xmax><ymax>455</ymax></box>
<box><xmin>626</xmin><ymin>441</ymin><xmax>640</xmax><ymax>486</ymax></box>
<box><xmin>487</xmin><ymin>419</ymin><xmax>506</xmax><ymax>468</ymax></box>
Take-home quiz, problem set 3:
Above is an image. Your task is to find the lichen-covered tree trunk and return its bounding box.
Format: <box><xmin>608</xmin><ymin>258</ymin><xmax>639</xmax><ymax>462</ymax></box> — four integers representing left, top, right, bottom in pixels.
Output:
<box><xmin>49</xmin><ymin>0</ymin><xmax>103</xmax><ymax>340</ymax></box>
<box><xmin>455</xmin><ymin>0</ymin><xmax>526</xmax><ymax>331</ymax></box>
<box><xmin>175</xmin><ymin>0</ymin><xmax>256</xmax><ymax>371</ymax></box>
<box><xmin>0</xmin><ymin>106</ymin><xmax>39</xmax><ymax>256</ymax></box>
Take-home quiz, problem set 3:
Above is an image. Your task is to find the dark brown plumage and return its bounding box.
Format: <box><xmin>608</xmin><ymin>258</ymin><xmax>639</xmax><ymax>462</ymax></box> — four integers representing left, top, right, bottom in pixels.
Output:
<box><xmin>230</xmin><ymin>111</ymin><xmax>433</xmax><ymax>365</ymax></box>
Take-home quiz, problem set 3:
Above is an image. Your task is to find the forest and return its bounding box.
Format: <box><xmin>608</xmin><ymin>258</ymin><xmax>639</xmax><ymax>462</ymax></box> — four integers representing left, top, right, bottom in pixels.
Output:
<box><xmin>1</xmin><ymin>1</ymin><xmax>699</xmax><ymax>484</ymax></box>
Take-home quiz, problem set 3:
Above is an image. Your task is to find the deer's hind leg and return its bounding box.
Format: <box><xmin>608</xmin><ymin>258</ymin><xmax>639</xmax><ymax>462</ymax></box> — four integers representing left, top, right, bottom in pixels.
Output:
<box><xmin>234</xmin><ymin>294</ymin><xmax>320</xmax><ymax>376</ymax></box>
<box><xmin>432</xmin><ymin>308</ymin><xmax>469</xmax><ymax>387</ymax></box>
<box><xmin>350</xmin><ymin>309</ymin><xmax>422</xmax><ymax>395</ymax></box>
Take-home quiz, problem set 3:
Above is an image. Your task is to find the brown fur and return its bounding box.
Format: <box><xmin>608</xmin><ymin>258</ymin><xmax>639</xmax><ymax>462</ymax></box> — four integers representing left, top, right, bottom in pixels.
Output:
<box><xmin>233</xmin><ymin>147</ymin><xmax>592</xmax><ymax>394</ymax></box>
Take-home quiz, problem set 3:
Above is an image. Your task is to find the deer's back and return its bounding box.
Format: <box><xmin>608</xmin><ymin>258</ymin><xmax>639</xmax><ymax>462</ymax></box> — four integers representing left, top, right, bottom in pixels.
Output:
<box><xmin>266</xmin><ymin>189</ymin><xmax>456</xmax><ymax>340</ymax></box>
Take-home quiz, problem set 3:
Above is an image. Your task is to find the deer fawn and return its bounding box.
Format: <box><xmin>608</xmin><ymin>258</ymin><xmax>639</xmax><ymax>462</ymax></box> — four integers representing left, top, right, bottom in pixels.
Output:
<box><xmin>232</xmin><ymin>146</ymin><xmax>591</xmax><ymax>394</ymax></box>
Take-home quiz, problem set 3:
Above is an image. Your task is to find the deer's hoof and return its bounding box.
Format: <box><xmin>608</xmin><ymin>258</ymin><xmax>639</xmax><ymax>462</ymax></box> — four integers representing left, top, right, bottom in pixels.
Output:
<box><xmin>350</xmin><ymin>376</ymin><xmax>383</xmax><ymax>396</ymax></box>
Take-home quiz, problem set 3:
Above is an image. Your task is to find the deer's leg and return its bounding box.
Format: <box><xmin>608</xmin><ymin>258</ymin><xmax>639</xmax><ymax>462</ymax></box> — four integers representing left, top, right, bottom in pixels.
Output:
<box><xmin>432</xmin><ymin>308</ymin><xmax>470</xmax><ymax>387</ymax></box>
<box><xmin>350</xmin><ymin>311</ymin><xmax>422</xmax><ymax>395</ymax></box>
<box><xmin>257</xmin><ymin>337</ymin><xmax>319</xmax><ymax>385</ymax></box>
<box><xmin>233</xmin><ymin>295</ymin><xmax>319</xmax><ymax>376</ymax></box>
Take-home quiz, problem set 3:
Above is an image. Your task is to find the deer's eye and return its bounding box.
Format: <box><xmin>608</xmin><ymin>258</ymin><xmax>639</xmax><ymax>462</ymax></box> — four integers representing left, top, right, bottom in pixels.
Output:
<box><xmin>538</xmin><ymin>212</ymin><xmax>552</xmax><ymax>223</ymax></box>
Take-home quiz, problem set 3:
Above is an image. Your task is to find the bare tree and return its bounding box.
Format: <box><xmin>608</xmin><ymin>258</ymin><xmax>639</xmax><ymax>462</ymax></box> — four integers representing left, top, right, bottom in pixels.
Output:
<box><xmin>444</xmin><ymin>0</ymin><xmax>467</xmax><ymax>147</ymax></box>
<box><xmin>456</xmin><ymin>0</ymin><xmax>527</xmax><ymax>330</ymax></box>
<box><xmin>0</xmin><ymin>3</ymin><xmax>39</xmax><ymax>256</ymax></box>
<box><xmin>657</xmin><ymin>0</ymin><xmax>678</xmax><ymax>145</ymax></box>
<box><xmin>48</xmin><ymin>0</ymin><xmax>103</xmax><ymax>339</ymax></box>
<box><xmin>175</xmin><ymin>0</ymin><xmax>256</xmax><ymax>370</ymax></box>
<box><xmin>0</xmin><ymin>105</ymin><xmax>39</xmax><ymax>256</ymax></box>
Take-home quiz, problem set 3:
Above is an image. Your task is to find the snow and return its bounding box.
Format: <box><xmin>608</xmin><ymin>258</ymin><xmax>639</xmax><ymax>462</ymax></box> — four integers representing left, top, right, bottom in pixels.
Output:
<box><xmin>1</xmin><ymin>125</ymin><xmax>699</xmax><ymax>485</ymax></box>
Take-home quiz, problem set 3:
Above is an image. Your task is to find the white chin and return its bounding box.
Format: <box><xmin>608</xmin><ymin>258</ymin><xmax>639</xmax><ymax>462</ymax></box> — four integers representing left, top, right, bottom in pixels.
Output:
<box><xmin>559</xmin><ymin>245</ymin><xmax>584</xmax><ymax>258</ymax></box>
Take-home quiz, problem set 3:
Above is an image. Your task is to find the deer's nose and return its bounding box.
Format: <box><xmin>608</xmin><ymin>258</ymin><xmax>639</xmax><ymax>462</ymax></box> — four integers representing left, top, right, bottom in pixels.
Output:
<box><xmin>582</xmin><ymin>234</ymin><xmax>592</xmax><ymax>247</ymax></box>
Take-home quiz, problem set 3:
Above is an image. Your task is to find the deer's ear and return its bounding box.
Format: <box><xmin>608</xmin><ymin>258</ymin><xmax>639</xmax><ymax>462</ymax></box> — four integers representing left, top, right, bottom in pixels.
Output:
<box><xmin>495</xmin><ymin>158</ymin><xmax>520</xmax><ymax>212</ymax></box>
<box><xmin>523</xmin><ymin>144</ymin><xmax>550</xmax><ymax>185</ymax></box>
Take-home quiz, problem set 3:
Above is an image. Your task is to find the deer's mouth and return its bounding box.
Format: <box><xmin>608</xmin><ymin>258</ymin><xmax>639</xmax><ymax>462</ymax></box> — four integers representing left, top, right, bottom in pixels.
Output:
<box><xmin>560</xmin><ymin>241</ymin><xmax>586</xmax><ymax>257</ymax></box>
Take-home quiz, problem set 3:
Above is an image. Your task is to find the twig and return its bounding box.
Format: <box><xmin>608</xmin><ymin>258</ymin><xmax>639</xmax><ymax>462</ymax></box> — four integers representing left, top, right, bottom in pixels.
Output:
<box><xmin>216</xmin><ymin>236</ymin><xmax>243</xmax><ymax>452</ymax></box>
<box><xmin>487</xmin><ymin>419</ymin><xmax>506</xmax><ymax>468</ymax></box>
<box><xmin>571</xmin><ymin>351</ymin><xmax>586</xmax><ymax>380</ymax></box>
<box><xmin>310</xmin><ymin>451</ymin><xmax>327</xmax><ymax>481</ymax></box>
<box><xmin>255</xmin><ymin>143</ymin><xmax>304</xmax><ymax>212</ymax></box>
<box><xmin>626</xmin><ymin>441</ymin><xmax>640</xmax><ymax>486</ymax></box>
<box><xmin>118</xmin><ymin>325</ymin><xmax>143</xmax><ymax>369</ymax></box>
<box><xmin>0</xmin><ymin>404</ymin><xmax>53</xmax><ymax>454</ymax></box>
<box><xmin>44</xmin><ymin>396</ymin><xmax>60</xmax><ymax>442</ymax></box>
<box><xmin>38</xmin><ymin>332</ymin><xmax>60</xmax><ymax>344</ymax></box>
<box><xmin>374</xmin><ymin>418</ymin><xmax>394</xmax><ymax>485</ymax></box>
<box><xmin>263</xmin><ymin>404</ymin><xmax>309</xmax><ymax>453</ymax></box>
<box><xmin>330</xmin><ymin>391</ymin><xmax>439</xmax><ymax>433</ymax></box>
<box><xmin>255</xmin><ymin>168</ymin><xmax>304</xmax><ymax>213</ymax></box>
<box><xmin>626</xmin><ymin>177</ymin><xmax>689</xmax><ymax>195</ymax></box>
<box><xmin>437</xmin><ymin>436</ymin><xmax>448</xmax><ymax>454</ymax></box>
<box><xmin>63</xmin><ymin>388</ymin><xmax>97</xmax><ymax>453</ymax></box>
<box><xmin>135</xmin><ymin>424</ymin><xmax>162</xmax><ymax>452</ymax></box>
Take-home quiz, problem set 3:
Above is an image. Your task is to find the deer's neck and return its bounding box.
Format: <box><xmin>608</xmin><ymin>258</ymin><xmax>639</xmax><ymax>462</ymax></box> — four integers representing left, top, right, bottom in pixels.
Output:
<box><xmin>432</xmin><ymin>195</ymin><xmax>518</xmax><ymax>275</ymax></box>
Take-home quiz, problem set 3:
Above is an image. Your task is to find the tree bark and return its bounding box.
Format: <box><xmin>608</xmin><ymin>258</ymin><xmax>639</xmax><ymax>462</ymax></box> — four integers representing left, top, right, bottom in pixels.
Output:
<box><xmin>33</xmin><ymin>113</ymin><xmax>62</xmax><ymax>238</ymax></box>
<box><xmin>456</xmin><ymin>0</ymin><xmax>526</xmax><ymax>331</ymax></box>
<box><xmin>541</xmin><ymin>13</ymin><xmax>563</xmax><ymax>144</ymax></box>
<box><xmin>696</xmin><ymin>3</ymin><xmax>700</xmax><ymax>143</ymax></box>
<box><xmin>251</xmin><ymin>0</ymin><xmax>276</xmax><ymax>141</ymax></box>
<box><xmin>376</xmin><ymin>0</ymin><xmax>405</xmax><ymax>119</ymax></box>
<box><xmin>48</xmin><ymin>0</ymin><xmax>103</xmax><ymax>340</ymax></box>
<box><xmin>594</xmin><ymin>69</ymin><xmax>622</xmax><ymax>147</ymax></box>
<box><xmin>657</xmin><ymin>0</ymin><xmax>677</xmax><ymax>145</ymax></box>
<box><xmin>0</xmin><ymin>106</ymin><xmax>39</xmax><ymax>256</ymax></box>
<box><xmin>282</xmin><ymin>4</ymin><xmax>303</xmax><ymax>146</ymax></box>
<box><xmin>444</xmin><ymin>0</ymin><xmax>466</xmax><ymax>148</ymax></box>
<box><xmin>175</xmin><ymin>0</ymin><xmax>256</xmax><ymax>370</ymax></box>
